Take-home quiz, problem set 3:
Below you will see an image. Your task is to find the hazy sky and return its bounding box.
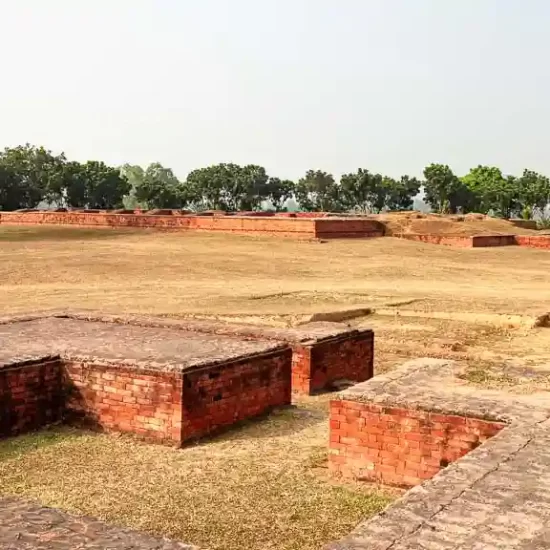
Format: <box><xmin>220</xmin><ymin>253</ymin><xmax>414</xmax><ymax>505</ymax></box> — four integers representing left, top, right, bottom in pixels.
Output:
<box><xmin>1</xmin><ymin>0</ymin><xmax>549</xmax><ymax>180</ymax></box>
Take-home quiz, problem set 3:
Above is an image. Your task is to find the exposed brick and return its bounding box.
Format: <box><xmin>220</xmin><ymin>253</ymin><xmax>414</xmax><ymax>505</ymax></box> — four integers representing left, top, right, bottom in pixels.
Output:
<box><xmin>328</xmin><ymin>401</ymin><xmax>505</xmax><ymax>487</ymax></box>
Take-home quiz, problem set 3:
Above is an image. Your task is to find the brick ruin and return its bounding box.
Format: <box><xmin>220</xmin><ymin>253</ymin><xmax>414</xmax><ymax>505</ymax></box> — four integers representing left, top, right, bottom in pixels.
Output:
<box><xmin>0</xmin><ymin>211</ymin><xmax>384</xmax><ymax>239</ymax></box>
<box><xmin>0</xmin><ymin>312</ymin><xmax>373</xmax><ymax>444</ymax></box>
<box><xmin>2</xmin><ymin>315</ymin><xmax>550</xmax><ymax>549</ymax></box>
<box><xmin>2</xmin><ymin>210</ymin><xmax>550</xmax><ymax>248</ymax></box>
<box><xmin>325</xmin><ymin>358</ymin><xmax>550</xmax><ymax>549</ymax></box>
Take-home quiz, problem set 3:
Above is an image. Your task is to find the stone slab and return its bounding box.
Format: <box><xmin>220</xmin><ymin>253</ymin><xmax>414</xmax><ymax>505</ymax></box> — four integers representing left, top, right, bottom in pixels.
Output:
<box><xmin>0</xmin><ymin>497</ymin><xmax>196</xmax><ymax>549</ymax></box>
<box><xmin>0</xmin><ymin>317</ymin><xmax>283</xmax><ymax>373</ymax></box>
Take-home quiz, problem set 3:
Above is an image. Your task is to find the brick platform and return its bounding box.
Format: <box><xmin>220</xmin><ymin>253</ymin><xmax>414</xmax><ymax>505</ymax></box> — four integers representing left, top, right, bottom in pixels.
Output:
<box><xmin>325</xmin><ymin>358</ymin><xmax>550</xmax><ymax>549</ymax></box>
<box><xmin>395</xmin><ymin>233</ymin><xmax>550</xmax><ymax>249</ymax></box>
<box><xmin>0</xmin><ymin>312</ymin><xmax>373</xmax><ymax>443</ymax></box>
<box><xmin>0</xmin><ymin>211</ymin><xmax>384</xmax><ymax>240</ymax></box>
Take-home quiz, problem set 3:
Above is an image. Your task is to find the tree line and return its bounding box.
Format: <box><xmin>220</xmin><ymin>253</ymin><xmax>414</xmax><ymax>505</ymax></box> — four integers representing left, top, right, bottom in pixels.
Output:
<box><xmin>0</xmin><ymin>144</ymin><xmax>549</xmax><ymax>220</ymax></box>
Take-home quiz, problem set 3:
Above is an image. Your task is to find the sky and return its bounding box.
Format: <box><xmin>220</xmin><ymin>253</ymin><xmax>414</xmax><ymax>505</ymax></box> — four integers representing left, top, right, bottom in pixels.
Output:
<box><xmin>1</xmin><ymin>0</ymin><xmax>549</xmax><ymax>181</ymax></box>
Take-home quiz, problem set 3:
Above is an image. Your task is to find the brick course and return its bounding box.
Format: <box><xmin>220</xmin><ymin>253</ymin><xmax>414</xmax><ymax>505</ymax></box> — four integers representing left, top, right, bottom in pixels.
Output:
<box><xmin>0</xmin><ymin>359</ymin><xmax>64</xmax><ymax>438</ymax></box>
<box><xmin>328</xmin><ymin>400</ymin><xmax>504</xmax><ymax>487</ymax></box>
<box><xmin>0</xmin><ymin>211</ymin><xmax>383</xmax><ymax>240</ymax></box>
<box><xmin>291</xmin><ymin>331</ymin><xmax>374</xmax><ymax>394</ymax></box>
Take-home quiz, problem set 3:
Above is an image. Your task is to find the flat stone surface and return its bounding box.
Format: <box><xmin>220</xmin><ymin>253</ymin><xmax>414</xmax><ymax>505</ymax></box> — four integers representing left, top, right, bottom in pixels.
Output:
<box><xmin>0</xmin><ymin>497</ymin><xmax>196</xmax><ymax>549</ymax></box>
<box><xmin>326</xmin><ymin>359</ymin><xmax>550</xmax><ymax>549</ymax></box>
<box><xmin>0</xmin><ymin>317</ymin><xmax>283</xmax><ymax>373</ymax></box>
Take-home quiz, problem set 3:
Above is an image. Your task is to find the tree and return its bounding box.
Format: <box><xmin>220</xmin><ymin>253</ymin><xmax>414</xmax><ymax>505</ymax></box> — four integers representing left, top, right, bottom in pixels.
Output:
<box><xmin>340</xmin><ymin>169</ymin><xmax>383</xmax><ymax>212</ymax></box>
<box><xmin>228</xmin><ymin>164</ymin><xmax>270</xmax><ymax>211</ymax></box>
<box><xmin>120</xmin><ymin>164</ymin><xmax>146</xmax><ymax>209</ymax></box>
<box><xmin>516</xmin><ymin>169</ymin><xmax>550</xmax><ymax>220</ymax></box>
<box><xmin>81</xmin><ymin>161</ymin><xmax>130</xmax><ymax>209</ymax></box>
<box><xmin>0</xmin><ymin>164</ymin><xmax>26</xmax><ymax>210</ymax></box>
<box><xmin>423</xmin><ymin>164</ymin><xmax>464</xmax><ymax>213</ymax></box>
<box><xmin>461</xmin><ymin>166</ymin><xmax>518</xmax><ymax>217</ymax></box>
<box><xmin>186</xmin><ymin>163</ymin><xmax>273</xmax><ymax>211</ymax></box>
<box><xmin>0</xmin><ymin>144</ymin><xmax>66</xmax><ymax>208</ymax></box>
<box><xmin>131</xmin><ymin>163</ymin><xmax>186</xmax><ymax>209</ymax></box>
<box><xmin>295</xmin><ymin>170</ymin><xmax>341</xmax><ymax>212</ymax></box>
<box><xmin>61</xmin><ymin>161</ymin><xmax>88</xmax><ymax>208</ymax></box>
<box><xmin>388</xmin><ymin>175</ymin><xmax>422</xmax><ymax>211</ymax></box>
<box><xmin>265</xmin><ymin>177</ymin><xmax>295</xmax><ymax>211</ymax></box>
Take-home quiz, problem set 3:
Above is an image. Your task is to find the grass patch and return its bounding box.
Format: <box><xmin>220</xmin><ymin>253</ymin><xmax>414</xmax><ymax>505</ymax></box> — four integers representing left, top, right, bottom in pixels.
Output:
<box><xmin>0</xmin><ymin>428</ymin><xmax>68</xmax><ymax>461</ymax></box>
<box><xmin>0</xmin><ymin>226</ymin><xmax>139</xmax><ymax>242</ymax></box>
<box><xmin>0</xmin><ymin>400</ymin><xmax>392</xmax><ymax>550</ymax></box>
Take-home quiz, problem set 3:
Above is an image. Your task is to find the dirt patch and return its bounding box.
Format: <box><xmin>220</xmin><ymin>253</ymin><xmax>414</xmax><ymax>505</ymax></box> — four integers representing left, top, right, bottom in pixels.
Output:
<box><xmin>374</xmin><ymin>212</ymin><xmax>541</xmax><ymax>236</ymax></box>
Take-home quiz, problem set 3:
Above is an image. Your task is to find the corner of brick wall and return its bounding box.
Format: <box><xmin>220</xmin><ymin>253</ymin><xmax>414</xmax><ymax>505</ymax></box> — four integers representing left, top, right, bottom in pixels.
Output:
<box><xmin>0</xmin><ymin>359</ymin><xmax>64</xmax><ymax>438</ymax></box>
<box><xmin>329</xmin><ymin>399</ymin><xmax>504</xmax><ymax>487</ymax></box>
<box><xmin>291</xmin><ymin>331</ymin><xmax>374</xmax><ymax>395</ymax></box>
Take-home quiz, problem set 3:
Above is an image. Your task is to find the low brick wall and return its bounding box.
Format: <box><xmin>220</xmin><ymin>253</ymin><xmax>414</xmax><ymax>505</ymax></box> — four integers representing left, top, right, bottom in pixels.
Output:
<box><xmin>0</xmin><ymin>359</ymin><xmax>63</xmax><ymax>438</ymax></box>
<box><xmin>396</xmin><ymin>233</ymin><xmax>547</xmax><ymax>249</ymax></box>
<box><xmin>64</xmin><ymin>362</ymin><xmax>184</xmax><ymax>444</ymax></box>
<box><xmin>515</xmin><ymin>235</ymin><xmax>550</xmax><ymax>249</ymax></box>
<box><xmin>291</xmin><ymin>331</ymin><xmax>374</xmax><ymax>394</ymax></box>
<box><xmin>471</xmin><ymin>234</ymin><xmax>517</xmax><ymax>247</ymax></box>
<box><xmin>181</xmin><ymin>349</ymin><xmax>292</xmax><ymax>442</ymax></box>
<box><xmin>0</xmin><ymin>211</ymin><xmax>383</xmax><ymax>239</ymax></box>
<box><xmin>64</xmin><ymin>349</ymin><xmax>291</xmax><ymax>444</ymax></box>
<box><xmin>328</xmin><ymin>400</ymin><xmax>504</xmax><ymax>487</ymax></box>
<box><xmin>1</xmin><ymin>349</ymin><xmax>291</xmax><ymax>445</ymax></box>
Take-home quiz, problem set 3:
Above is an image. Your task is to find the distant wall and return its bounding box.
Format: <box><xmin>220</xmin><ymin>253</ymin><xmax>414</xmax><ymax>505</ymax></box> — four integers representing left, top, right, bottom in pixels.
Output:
<box><xmin>0</xmin><ymin>211</ymin><xmax>384</xmax><ymax>239</ymax></box>
<box><xmin>395</xmin><ymin>233</ymin><xmax>550</xmax><ymax>249</ymax></box>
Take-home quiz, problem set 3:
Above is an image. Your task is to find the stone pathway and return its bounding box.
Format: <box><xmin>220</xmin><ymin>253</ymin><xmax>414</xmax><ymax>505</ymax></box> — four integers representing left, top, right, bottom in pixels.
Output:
<box><xmin>0</xmin><ymin>497</ymin><xmax>197</xmax><ymax>549</ymax></box>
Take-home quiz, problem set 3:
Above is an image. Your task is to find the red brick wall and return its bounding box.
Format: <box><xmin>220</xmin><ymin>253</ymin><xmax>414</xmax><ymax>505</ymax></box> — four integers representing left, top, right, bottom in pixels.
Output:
<box><xmin>63</xmin><ymin>349</ymin><xmax>292</xmax><ymax>445</ymax></box>
<box><xmin>471</xmin><ymin>235</ymin><xmax>516</xmax><ymax>247</ymax></box>
<box><xmin>0</xmin><ymin>359</ymin><xmax>63</xmax><ymax>437</ymax></box>
<box><xmin>0</xmin><ymin>212</ymin><xmax>383</xmax><ymax>239</ymax></box>
<box><xmin>180</xmin><ymin>349</ymin><xmax>292</xmax><ymax>442</ymax></box>
<box><xmin>292</xmin><ymin>331</ymin><xmax>374</xmax><ymax>394</ymax></box>
<box><xmin>329</xmin><ymin>400</ymin><xmax>504</xmax><ymax>487</ymax></box>
<box><xmin>64</xmin><ymin>362</ymin><xmax>184</xmax><ymax>444</ymax></box>
<box><xmin>515</xmin><ymin>235</ymin><xmax>550</xmax><ymax>249</ymax></box>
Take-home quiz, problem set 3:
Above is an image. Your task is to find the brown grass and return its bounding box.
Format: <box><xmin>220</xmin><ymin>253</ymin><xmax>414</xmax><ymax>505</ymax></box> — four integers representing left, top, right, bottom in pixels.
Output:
<box><xmin>1</xmin><ymin>225</ymin><xmax>550</xmax><ymax>548</ymax></box>
<box><xmin>0</xmin><ymin>398</ymin><xmax>393</xmax><ymax>550</ymax></box>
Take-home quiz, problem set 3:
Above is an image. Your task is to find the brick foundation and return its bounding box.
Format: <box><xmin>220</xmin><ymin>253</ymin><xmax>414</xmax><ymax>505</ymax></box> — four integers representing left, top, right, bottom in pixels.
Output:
<box><xmin>291</xmin><ymin>331</ymin><xmax>374</xmax><ymax>394</ymax></box>
<box><xmin>0</xmin><ymin>359</ymin><xmax>64</xmax><ymax>438</ymax></box>
<box><xmin>328</xmin><ymin>400</ymin><xmax>504</xmax><ymax>487</ymax></box>
<box><xmin>0</xmin><ymin>211</ymin><xmax>383</xmax><ymax>240</ymax></box>
<box><xmin>0</xmin><ymin>349</ymin><xmax>292</xmax><ymax>445</ymax></box>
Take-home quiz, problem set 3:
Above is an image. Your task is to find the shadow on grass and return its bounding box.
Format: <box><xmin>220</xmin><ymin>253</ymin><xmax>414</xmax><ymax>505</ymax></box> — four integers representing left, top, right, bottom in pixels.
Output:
<box><xmin>0</xmin><ymin>226</ymin><xmax>143</xmax><ymax>242</ymax></box>
<box><xmin>0</xmin><ymin>427</ymin><xmax>81</xmax><ymax>462</ymax></box>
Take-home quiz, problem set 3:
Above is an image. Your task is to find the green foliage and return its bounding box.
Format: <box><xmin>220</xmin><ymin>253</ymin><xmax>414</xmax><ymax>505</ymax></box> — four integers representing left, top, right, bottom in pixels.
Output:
<box><xmin>516</xmin><ymin>169</ymin><xmax>550</xmax><ymax>220</ymax></box>
<box><xmin>79</xmin><ymin>161</ymin><xmax>130</xmax><ymax>209</ymax></box>
<box><xmin>265</xmin><ymin>177</ymin><xmax>295</xmax><ymax>211</ymax></box>
<box><xmin>423</xmin><ymin>164</ymin><xmax>465</xmax><ymax>213</ymax></box>
<box><xmin>0</xmin><ymin>144</ymin><xmax>66</xmax><ymax>209</ymax></box>
<box><xmin>294</xmin><ymin>170</ymin><xmax>341</xmax><ymax>212</ymax></box>
<box><xmin>129</xmin><ymin>163</ymin><xmax>186</xmax><ymax>209</ymax></box>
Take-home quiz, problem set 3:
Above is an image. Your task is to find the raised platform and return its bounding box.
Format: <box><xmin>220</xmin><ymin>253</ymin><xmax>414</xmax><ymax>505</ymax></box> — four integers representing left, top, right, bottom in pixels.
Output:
<box><xmin>0</xmin><ymin>312</ymin><xmax>373</xmax><ymax>444</ymax></box>
<box><xmin>326</xmin><ymin>358</ymin><xmax>550</xmax><ymax>549</ymax></box>
<box><xmin>395</xmin><ymin>233</ymin><xmax>550</xmax><ymax>249</ymax></box>
<box><xmin>0</xmin><ymin>211</ymin><xmax>384</xmax><ymax>240</ymax></box>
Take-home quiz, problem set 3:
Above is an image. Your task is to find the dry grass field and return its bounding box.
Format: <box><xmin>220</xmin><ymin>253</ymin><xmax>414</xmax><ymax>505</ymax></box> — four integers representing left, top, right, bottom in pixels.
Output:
<box><xmin>1</xmin><ymin>225</ymin><xmax>550</xmax><ymax>550</ymax></box>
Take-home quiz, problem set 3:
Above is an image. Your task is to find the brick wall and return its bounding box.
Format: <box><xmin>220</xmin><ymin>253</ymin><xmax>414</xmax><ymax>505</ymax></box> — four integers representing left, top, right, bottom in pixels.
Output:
<box><xmin>328</xmin><ymin>400</ymin><xmax>504</xmax><ymax>487</ymax></box>
<box><xmin>63</xmin><ymin>349</ymin><xmax>292</xmax><ymax>445</ymax></box>
<box><xmin>0</xmin><ymin>211</ymin><xmax>383</xmax><ymax>239</ymax></box>
<box><xmin>64</xmin><ymin>362</ymin><xmax>184</xmax><ymax>444</ymax></box>
<box><xmin>515</xmin><ymin>235</ymin><xmax>550</xmax><ymax>249</ymax></box>
<box><xmin>180</xmin><ymin>349</ymin><xmax>292</xmax><ymax>442</ymax></box>
<box><xmin>291</xmin><ymin>330</ymin><xmax>374</xmax><ymax>394</ymax></box>
<box><xmin>0</xmin><ymin>359</ymin><xmax>63</xmax><ymax>438</ymax></box>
